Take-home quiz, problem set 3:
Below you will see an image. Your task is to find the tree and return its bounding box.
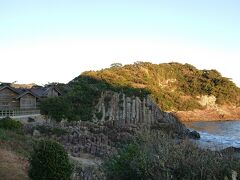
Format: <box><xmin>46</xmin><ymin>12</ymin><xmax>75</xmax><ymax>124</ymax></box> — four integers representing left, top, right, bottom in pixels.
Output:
<box><xmin>40</xmin><ymin>97</ymin><xmax>69</xmax><ymax>122</ymax></box>
<box><xmin>110</xmin><ymin>63</ymin><xmax>123</xmax><ymax>68</ymax></box>
<box><xmin>29</xmin><ymin>140</ymin><xmax>73</xmax><ymax>180</ymax></box>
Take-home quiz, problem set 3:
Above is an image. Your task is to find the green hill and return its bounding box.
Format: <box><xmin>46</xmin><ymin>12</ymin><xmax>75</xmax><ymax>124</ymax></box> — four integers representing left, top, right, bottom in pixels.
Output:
<box><xmin>41</xmin><ymin>62</ymin><xmax>240</xmax><ymax>121</ymax></box>
<box><xmin>81</xmin><ymin>62</ymin><xmax>239</xmax><ymax>110</ymax></box>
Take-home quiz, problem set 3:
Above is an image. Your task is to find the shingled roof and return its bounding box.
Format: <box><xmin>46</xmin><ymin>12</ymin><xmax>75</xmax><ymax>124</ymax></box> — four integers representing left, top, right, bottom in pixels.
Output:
<box><xmin>0</xmin><ymin>85</ymin><xmax>20</xmax><ymax>94</ymax></box>
<box><xmin>15</xmin><ymin>91</ymin><xmax>39</xmax><ymax>99</ymax></box>
<box><xmin>30</xmin><ymin>85</ymin><xmax>61</xmax><ymax>97</ymax></box>
<box><xmin>0</xmin><ymin>83</ymin><xmax>61</xmax><ymax>99</ymax></box>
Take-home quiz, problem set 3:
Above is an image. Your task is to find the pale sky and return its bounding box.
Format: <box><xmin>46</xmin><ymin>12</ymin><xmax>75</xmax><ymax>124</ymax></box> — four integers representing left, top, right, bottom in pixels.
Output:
<box><xmin>0</xmin><ymin>0</ymin><xmax>239</xmax><ymax>86</ymax></box>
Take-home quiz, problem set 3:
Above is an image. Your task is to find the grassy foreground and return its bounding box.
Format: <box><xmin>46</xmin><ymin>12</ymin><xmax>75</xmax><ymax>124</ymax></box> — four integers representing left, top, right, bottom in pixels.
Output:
<box><xmin>0</xmin><ymin>118</ymin><xmax>240</xmax><ymax>179</ymax></box>
<box><xmin>0</xmin><ymin>128</ymin><xmax>32</xmax><ymax>180</ymax></box>
<box><xmin>103</xmin><ymin>132</ymin><xmax>240</xmax><ymax>180</ymax></box>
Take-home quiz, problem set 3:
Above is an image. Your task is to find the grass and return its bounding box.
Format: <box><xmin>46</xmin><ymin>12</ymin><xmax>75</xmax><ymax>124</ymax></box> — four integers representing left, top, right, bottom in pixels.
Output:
<box><xmin>0</xmin><ymin>127</ymin><xmax>33</xmax><ymax>180</ymax></box>
<box><xmin>0</xmin><ymin>128</ymin><xmax>33</xmax><ymax>157</ymax></box>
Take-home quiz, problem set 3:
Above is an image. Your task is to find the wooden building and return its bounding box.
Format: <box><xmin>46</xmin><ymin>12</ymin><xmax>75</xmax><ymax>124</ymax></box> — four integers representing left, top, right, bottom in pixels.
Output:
<box><xmin>30</xmin><ymin>85</ymin><xmax>61</xmax><ymax>99</ymax></box>
<box><xmin>0</xmin><ymin>86</ymin><xmax>20</xmax><ymax>109</ymax></box>
<box><xmin>0</xmin><ymin>83</ymin><xmax>61</xmax><ymax>110</ymax></box>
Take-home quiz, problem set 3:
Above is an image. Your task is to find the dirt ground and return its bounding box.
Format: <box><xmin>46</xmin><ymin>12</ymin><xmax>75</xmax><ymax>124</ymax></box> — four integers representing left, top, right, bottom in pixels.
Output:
<box><xmin>0</xmin><ymin>148</ymin><xmax>29</xmax><ymax>180</ymax></box>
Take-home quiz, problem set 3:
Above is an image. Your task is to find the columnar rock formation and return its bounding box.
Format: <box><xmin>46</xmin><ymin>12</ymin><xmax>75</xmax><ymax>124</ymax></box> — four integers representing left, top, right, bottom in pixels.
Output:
<box><xmin>93</xmin><ymin>91</ymin><xmax>184</xmax><ymax>128</ymax></box>
<box><xmin>58</xmin><ymin>91</ymin><xmax>190</xmax><ymax>157</ymax></box>
<box><xmin>62</xmin><ymin>122</ymin><xmax>113</xmax><ymax>157</ymax></box>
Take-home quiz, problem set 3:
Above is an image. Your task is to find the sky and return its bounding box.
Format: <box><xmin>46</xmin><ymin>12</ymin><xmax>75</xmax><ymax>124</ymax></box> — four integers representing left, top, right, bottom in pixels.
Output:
<box><xmin>0</xmin><ymin>0</ymin><xmax>239</xmax><ymax>86</ymax></box>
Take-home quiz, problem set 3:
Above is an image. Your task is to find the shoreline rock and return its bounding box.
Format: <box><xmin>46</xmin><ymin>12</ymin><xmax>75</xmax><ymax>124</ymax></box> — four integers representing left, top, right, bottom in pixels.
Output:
<box><xmin>175</xmin><ymin>106</ymin><xmax>240</xmax><ymax>122</ymax></box>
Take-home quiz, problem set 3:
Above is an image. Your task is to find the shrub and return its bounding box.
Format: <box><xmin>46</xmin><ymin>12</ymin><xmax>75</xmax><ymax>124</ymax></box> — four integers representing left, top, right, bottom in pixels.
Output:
<box><xmin>29</xmin><ymin>139</ymin><xmax>73</xmax><ymax>180</ymax></box>
<box><xmin>0</xmin><ymin>117</ymin><xmax>22</xmax><ymax>130</ymax></box>
<box><xmin>103</xmin><ymin>144</ymin><xmax>149</xmax><ymax>180</ymax></box>
<box><xmin>103</xmin><ymin>133</ymin><xmax>240</xmax><ymax>180</ymax></box>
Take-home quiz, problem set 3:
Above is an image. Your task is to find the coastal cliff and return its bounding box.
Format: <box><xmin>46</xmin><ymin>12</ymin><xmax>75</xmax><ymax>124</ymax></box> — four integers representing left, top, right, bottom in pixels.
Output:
<box><xmin>56</xmin><ymin>91</ymin><xmax>191</xmax><ymax>157</ymax></box>
<box><xmin>93</xmin><ymin>91</ymin><xmax>184</xmax><ymax>128</ymax></box>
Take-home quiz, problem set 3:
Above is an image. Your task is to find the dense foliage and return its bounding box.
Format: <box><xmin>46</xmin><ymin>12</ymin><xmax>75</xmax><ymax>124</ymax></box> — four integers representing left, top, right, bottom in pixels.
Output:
<box><xmin>82</xmin><ymin>62</ymin><xmax>240</xmax><ymax>111</ymax></box>
<box><xmin>40</xmin><ymin>62</ymin><xmax>240</xmax><ymax>121</ymax></box>
<box><xmin>40</xmin><ymin>97</ymin><xmax>70</xmax><ymax>121</ymax></box>
<box><xmin>29</xmin><ymin>139</ymin><xmax>73</xmax><ymax>180</ymax></box>
<box><xmin>103</xmin><ymin>133</ymin><xmax>240</xmax><ymax>180</ymax></box>
<box><xmin>0</xmin><ymin>117</ymin><xmax>22</xmax><ymax>130</ymax></box>
<box><xmin>41</xmin><ymin>75</ymin><xmax>149</xmax><ymax>121</ymax></box>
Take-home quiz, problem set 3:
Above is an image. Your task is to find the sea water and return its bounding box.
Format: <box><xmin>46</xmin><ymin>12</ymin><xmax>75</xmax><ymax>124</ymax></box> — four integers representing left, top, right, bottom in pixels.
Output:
<box><xmin>184</xmin><ymin>120</ymin><xmax>240</xmax><ymax>150</ymax></box>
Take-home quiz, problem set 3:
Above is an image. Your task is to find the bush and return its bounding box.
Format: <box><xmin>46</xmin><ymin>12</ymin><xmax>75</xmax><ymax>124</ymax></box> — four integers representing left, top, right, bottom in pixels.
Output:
<box><xmin>29</xmin><ymin>139</ymin><xmax>73</xmax><ymax>180</ymax></box>
<box><xmin>103</xmin><ymin>133</ymin><xmax>240</xmax><ymax>180</ymax></box>
<box><xmin>103</xmin><ymin>144</ymin><xmax>149</xmax><ymax>180</ymax></box>
<box><xmin>0</xmin><ymin>117</ymin><xmax>22</xmax><ymax>130</ymax></box>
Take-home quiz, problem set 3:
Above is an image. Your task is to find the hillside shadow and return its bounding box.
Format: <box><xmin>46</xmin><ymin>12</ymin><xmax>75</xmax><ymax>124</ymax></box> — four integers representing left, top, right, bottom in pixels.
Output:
<box><xmin>69</xmin><ymin>74</ymin><xmax>151</xmax><ymax>98</ymax></box>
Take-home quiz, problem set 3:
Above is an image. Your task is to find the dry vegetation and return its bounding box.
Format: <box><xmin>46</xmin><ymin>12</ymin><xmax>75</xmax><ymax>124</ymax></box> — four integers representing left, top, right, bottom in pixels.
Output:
<box><xmin>0</xmin><ymin>118</ymin><xmax>33</xmax><ymax>179</ymax></box>
<box><xmin>0</xmin><ymin>148</ymin><xmax>29</xmax><ymax>180</ymax></box>
<box><xmin>103</xmin><ymin>132</ymin><xmax>240</xmax><ymax>180</ymax></box>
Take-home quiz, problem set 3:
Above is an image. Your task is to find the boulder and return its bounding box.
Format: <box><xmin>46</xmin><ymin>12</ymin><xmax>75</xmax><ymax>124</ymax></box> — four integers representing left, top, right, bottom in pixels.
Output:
<box><xmin>33</xmin><ymin>129</ymin><xmax>41</xmax><ymax>137</ymax></box>
<box><xmin>189</xmin><ymin>130</ymin><xmax>200</xmax><ymax>139</ymax></box>
<box><xmin>221</xmin><ymin>146</ymin><xmax>240</xmax><ymax>154</ymax></box>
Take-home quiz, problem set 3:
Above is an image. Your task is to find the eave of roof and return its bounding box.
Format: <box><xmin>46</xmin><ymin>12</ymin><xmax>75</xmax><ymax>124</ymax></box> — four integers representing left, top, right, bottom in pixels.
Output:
<box><xmin>43</xmin><ymin>86</ymin><xmax>62</xmax><ymax>96</ymax></box>
<box><xmin>0</xmin><ymin>85</ymin><xmax>20</xmax><ymax>94</ymax></box>
<box><xmin>15</xmin><ymin>91</ymin><xmax>39</xmax><ymax>99</ymax></box>
<box><xmin>54</xmin><ymin>86</ymin><xmax>62</xmax><ymax>95</ymax></box>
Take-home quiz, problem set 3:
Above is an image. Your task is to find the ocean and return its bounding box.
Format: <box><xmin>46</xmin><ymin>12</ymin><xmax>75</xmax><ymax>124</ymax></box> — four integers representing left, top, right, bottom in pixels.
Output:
<box><xmin>184</xmin><ymin>120</ymin><xmax>240</xmax><ymax>150</ymax></box>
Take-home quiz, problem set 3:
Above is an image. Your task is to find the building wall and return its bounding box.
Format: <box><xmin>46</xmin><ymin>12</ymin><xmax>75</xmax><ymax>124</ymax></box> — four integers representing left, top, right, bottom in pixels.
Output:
<box><xmin>20</xmin><ymin>94</ymin><xmax>36</xmax><ymax>109</ymax></box>
<box><xmin>0</xmin><ymin>88</ymin><xmax>19</xmax><ymax>109</ymax></box>
<box><xmin>47</xmin><ymin>88</ymin><xmax>59</xmax><ymax>97</ymax></box>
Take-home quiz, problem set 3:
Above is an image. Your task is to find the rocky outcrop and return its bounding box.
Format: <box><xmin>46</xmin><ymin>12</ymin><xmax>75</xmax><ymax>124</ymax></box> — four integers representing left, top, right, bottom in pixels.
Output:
<box><xmin>176</xmin><ymin>106</ymin><xmax>240</xmax><ymax>122</ymax></box>
<box><xmin>27</xmin><ymin>91</ymin><xmax>194</xmax><ymax>158</ymax></box>
<box><xmin>197</xmin><ymin>95</ymin><xmax>216</xmax><ymax>108</ymax></box>
<box><xmin>59</xmin><ymin>120</ymin><xmax>190</xmax><ymax>158</ymax></box>
<box><xmin>54</xmin><ymin>91</ymin><xmax>192</xmax><ymax>157</ymax></box>
<box><xmin>189</xmin><ymin>130</ymin><xmax>200</xmax><ymax>139</ymax></box>
<box><xmin>61</xmin><ymin>122</ymin><xmax>114</xmax><ymax>157</ymax></box>
<box><xmin>93</xmin><ymin>91</ymin><xmax>186</xmax><ymax>129</ymax></box>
